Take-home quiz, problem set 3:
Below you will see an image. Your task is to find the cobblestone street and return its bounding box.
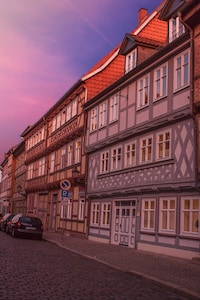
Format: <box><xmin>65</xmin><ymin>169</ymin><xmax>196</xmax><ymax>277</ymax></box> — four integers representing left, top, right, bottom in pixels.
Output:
<box><xmin>0</xmin><ymin>232</ymin><xmax>190</xmax><ymax>300</ymax></box>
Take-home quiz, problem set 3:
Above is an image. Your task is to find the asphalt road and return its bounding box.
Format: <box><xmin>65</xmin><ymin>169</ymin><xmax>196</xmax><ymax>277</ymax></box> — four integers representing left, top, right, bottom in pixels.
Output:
<box><xmin>0</xmin><ymin>231</ymin><xmax>189</xmax><ymax>300</ymax></box>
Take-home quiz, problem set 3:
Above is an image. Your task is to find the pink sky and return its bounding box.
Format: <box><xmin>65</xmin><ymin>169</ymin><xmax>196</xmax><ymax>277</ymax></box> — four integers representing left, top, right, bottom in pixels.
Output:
<box><xmin>0</xmin><ymin>0</ymin><xmax>161</xmax><ymax>163</ymax></box>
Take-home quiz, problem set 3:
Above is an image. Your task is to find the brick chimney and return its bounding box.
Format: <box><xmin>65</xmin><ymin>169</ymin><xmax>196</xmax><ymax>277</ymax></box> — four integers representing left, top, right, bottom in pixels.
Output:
<box><xmin>138</xmin><ymin>8</ymin><xmax>148</xmax><ymax>25</ymax></box>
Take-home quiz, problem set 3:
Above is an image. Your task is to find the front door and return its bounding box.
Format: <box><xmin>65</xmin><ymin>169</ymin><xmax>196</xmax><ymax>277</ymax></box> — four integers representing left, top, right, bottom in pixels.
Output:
<box><xmin>112</xmin><ymin>200</ymin><xmax>136</xmax><ymax>248</ymax></box>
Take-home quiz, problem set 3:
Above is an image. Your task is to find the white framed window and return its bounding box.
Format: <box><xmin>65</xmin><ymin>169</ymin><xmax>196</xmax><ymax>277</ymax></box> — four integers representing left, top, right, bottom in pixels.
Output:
<box><xmin>99</xmin><ymin>101</ymin><xmax>107</xmax><ymax>128</ymax></box>
<box><xmin>67</xmin><ymin>144</ymin><xmax>73</xmax><ymax>166</ymax></box>
<box><xmin>174</xmin><ymin>50</ymin><xmax>189</xmax><ymax>91</ymax></box>
<box><xmin>159</xmin><ymin>198</ymin><xmax>176</xmax><ymax>232</ymax></box>
<box><xmin>66</xmin><ymin>104</ymin><xmax>72</xmax><ymax>122</ymax></box>
<box><xmin>125</xmin><ymin>49</ymin><xmax>137</xmax><ymax>73</ymax></box>
<box><xmin>61</xmin><ymin>109</ymin><xmax>66</xmax><ymax>126</ymax></box>
<box><xmin>181</xmin><ymin>198</ymin><xmax>200</xmax><ymax>235</ymax></box>
<box><xmin>28</xmin><ymin>163</ymin><xmax>34</xmax><ymax>180</ymax></box>
<box><xmin>61</xmin><ymin>146</ymin><xmax>66</xmax><ymax>169</ymax></box>
<box><xmin>157</xmin><ymin>130</ymin><xmax>171</xmax><ymax>160</ymax></box>
<box><xmin>52</xmin><ymin>117</ymin><xmax>56</xmax><ymax>132</ymax></box>
<box><xmin>100</xmin><ymin>151</ymin><xmax>109</xmax><ymax>173</ymax></box>
<box><xmin>109</xmin><ymin>94</ymin><xmax>119</xmax><ymax>123</ymax></box>
<box><xmin>137</xmin><ymin>75</ymin><xmax>149</xmax><ymax>109</ymax></box>
<box><xmin>78</xmin><ymin>195</ymin><xmax>85</xmax><ymax>220</ymax></box>
<box><xmin>141</xmin><ymin>198</ymin><xmax>156</xmax><ymax>231</ymax></box>
<box><xmin>72</xmin><ymin>98</ymin><xmax>78</xmax><ymax>117</ymax></box>
<box><xmin>140</xmin><ymin>136</ymin><xmax>152</xmax><ymax>163</ymax></box>
<box><xmin>101</xmin><ymin>203</ymin><xmax>111</xmax><ymax>226</ymax></box>
<box><xmin>50</xmin><ymin>152</ymin><xmax>55</xmax><ymax>173</ymax></box>
<box><xmin>56</xmin><ymin>113</ymin><xmax>61</xmax><ymax>129</ymax></box>
<box><xmin>111</xmin><ymin>146</ymin><xmax>122</xmax><ymax>171</ymax></box>
<box><xmin>90</xmin><ymin>107</ymin><xmax>98</xmax><ymax>131</ymax></box>
<box><xmin>169</xmin><ymin>17</ymin><xmax>185</xmax><ymax>43</ymax></box>
<box><xmin>61</xmin><ymin>198</ymin><xmax>73</xmax><ymax>219</ymax></box>
<box><xmin>38</xmin><ymin>157</ymin><xmax>45</xmax><ymax>176</ymax></box>
<box><xmin>75</xmin><ymin>139</ymin><xmax>81</xmax><ymax>163</ymax></box>
<box><xmin>154</xmin><ymin>64</ymin><xmax>167</xmax><ymax>100</ymax></box>
<box><xmin>125</xmin><ymin>142</ymin><xmax>136</xmax><ymax>167</ymax></box>
<box><xmin>91</xmin><ymin>203</ymin><xmax>100</xmax><ymax>225</ymax></box>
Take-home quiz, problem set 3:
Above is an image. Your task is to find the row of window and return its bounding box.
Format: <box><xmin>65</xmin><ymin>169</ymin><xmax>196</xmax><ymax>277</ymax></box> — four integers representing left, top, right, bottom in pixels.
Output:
<box><xmin>52</xmin><ymin>98</ymin><xmax>78</xmax><ymax>132</ymax></box>
<box><xmin>27</xmin><ymin>128</ymin><xmax>45</xmax><ymax>150</ymax></box>
<box><xmin>142</xmin><ymin>197</ymin><xmax>199</xmax><ymax>235</ymax></box>
<box><xmin>61</xmin><ymin>196</ymin><xmax>85</xmax><ymax>220</ymax></box>
<box><xmin>100</xmin><ymin>130</ymin><xmax>170</xmax><ymax>173</ymax></box>
<box><xmin>90</xmin><ymin>49</ymin><xmax>189</xmax><ymax>132</ymax></box>
<box><xmin>91</xmin><ymin>197</ymin><xmax>200</xmax><ymax>236</ymax></box>
<box><xmin>27</xmin><ymin>139</ymin><xmax>81</xmax><ymax>179</ymax></box>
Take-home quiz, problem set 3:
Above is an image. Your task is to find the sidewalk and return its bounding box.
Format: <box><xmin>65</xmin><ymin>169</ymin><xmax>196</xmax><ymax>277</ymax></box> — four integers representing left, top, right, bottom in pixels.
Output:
<box><xmin>43</xmin><ymin>231</ymin><xmax>200</xmax><ymax>300</ymax></box>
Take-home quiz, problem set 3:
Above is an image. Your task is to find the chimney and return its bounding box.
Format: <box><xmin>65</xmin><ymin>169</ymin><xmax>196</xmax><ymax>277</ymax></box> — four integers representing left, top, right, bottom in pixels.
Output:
<box><xmin>138</xmin><ymin>8</ymin><xmax>148</xmax><ymax>25</ymax></box>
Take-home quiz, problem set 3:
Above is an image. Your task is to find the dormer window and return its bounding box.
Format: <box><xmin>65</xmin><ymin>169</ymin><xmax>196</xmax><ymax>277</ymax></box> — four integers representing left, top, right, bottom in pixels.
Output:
<box><xmin>169</xmin><ymin>16</ymin><xmax>185</xmax><ymax>43</ymax></box>
<box><xmin>125</xmin><ymin>49</ymin><xmax>137</xmax><ymax>73</ymax></box>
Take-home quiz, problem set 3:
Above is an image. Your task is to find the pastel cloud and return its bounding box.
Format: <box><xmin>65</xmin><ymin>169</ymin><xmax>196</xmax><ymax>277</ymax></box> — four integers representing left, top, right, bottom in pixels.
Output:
<box><xmin>0</xmin><ymin>0</ymin><xmax>161</xmax><ymax>162</ymax></box>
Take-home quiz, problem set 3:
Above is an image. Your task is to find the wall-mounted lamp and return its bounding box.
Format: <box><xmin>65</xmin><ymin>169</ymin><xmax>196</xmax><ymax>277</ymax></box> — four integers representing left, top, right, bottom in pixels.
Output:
<box><xmin>72</xmin><ymin>166</ymin><xmax>80</xmax><ymax>181</ymax></box>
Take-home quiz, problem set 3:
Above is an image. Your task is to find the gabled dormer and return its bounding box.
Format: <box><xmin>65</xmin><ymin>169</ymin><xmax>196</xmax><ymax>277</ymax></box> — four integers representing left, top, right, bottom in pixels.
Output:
<box><xmin>119</xmin><ymin>33</ymin><xmax>165</xmax><ymax>74</ymax></box>
<box><xmin>159</xmin><ymin>0</ymin><xmax>186</xmax><ymax>43</ymax></box>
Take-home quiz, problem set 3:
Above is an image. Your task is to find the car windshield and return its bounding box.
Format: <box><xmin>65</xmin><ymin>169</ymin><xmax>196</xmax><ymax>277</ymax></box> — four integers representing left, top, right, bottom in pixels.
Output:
<box><xmin>21</xmin><ymin>216</ymin><xmax>42</xmax><ymax>226</ymax></box>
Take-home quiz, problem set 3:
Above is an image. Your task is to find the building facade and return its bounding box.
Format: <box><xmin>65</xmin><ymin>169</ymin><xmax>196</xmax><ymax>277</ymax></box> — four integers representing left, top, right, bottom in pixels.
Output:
<box><xmin>84</xmin><ymin>0</ymin><xmax>200</xmax><ymax>259</ymax></box>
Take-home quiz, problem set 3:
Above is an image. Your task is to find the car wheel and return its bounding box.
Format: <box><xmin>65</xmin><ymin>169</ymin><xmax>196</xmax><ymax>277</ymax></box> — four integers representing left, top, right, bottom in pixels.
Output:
<box><xmin>12</xmin><ymin>228</ymin><xmax>17</xmax><ymax>238</ymax></box>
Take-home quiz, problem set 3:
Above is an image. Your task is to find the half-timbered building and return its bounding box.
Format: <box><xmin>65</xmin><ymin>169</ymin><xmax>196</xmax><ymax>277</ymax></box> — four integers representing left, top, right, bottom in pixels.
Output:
<box><xmin>84</xmin><ymin>0</ymin><xmax>200</xmax><ymax>259</ymax></box>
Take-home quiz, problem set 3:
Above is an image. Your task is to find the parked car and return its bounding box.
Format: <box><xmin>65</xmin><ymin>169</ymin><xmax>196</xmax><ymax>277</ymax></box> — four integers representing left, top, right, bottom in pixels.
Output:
<box><xmin>7</xmin><ymin>214</ymin><xmax>43</xmax><ymax>239</ymax></box>
<box><xmin>0</xmin><ymin>213</ymin><xmax>15</xmax><ymax>232</ymax></box>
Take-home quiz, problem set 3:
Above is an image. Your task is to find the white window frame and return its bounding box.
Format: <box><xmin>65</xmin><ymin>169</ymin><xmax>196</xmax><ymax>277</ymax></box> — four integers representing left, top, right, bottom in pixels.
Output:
<box><xmin>56</xmin><ymin>113</ymin><xmax>61</xmax><ymax>130</ymax></box>
<box><xmin>67</xmin><ymin>143</ymin><xmax>73</xmax><ymax>166</ymax></box>
<box><xmin>61</xmin><ymin>108</ymin><xmax>66</xmax><ymax>126</ymax></box>
<box><xmin>78</xmin><ymin>195</ymin><xmax>85</xmax><ymax>220</ymax></box>
<box><xmin>140</xmin><ymin>136</ymin><xmax>153</xmax><ymax>163</ymax></box>
<box><xmin>90</xmin><ymin>107</ymin><xmax>98</xmax><ymax>131</ymax></box>
<box><xmin>156</xmin><ymin>130</ymin><xmax>171</xmax><ymax>160</ymax></box>
<box><xmin>109</xmin><ymin>94</ymin><xmax>119</xmax><ymax>123</ymax></box>
<box><xmin>61</xmin><ymin>198</ymin><xmax>72</xmax><ymax>219</ymax></box>
<box><xmin>137</xmin><ymin>74</ymin><xmax>149</xmax><ymax>109</ymax></box>
<box><xmin>75</xmin><ymin>139</ymin><xmax>81</xmax><ymax>163</ymax></box>
<box><xmin>66</xmin><ymin>104</ymin><xmax>72</xmax><ymax>122</ymax></box>
<box><xmin>141</xmin><ymin>198</ymin><xmax>156</xmax><ymax>232</ymax></box>
<box><xmin>91</xmin><ymin>203</ymin><xmax>100</xmax><ymax>226</ymax></box>
<box><xmin>124</xmin><ymin>142</ymin><xmax>136</xmax><ymax>167</ymax></box>
<box><xmin>72</xmin><ymin>98</ymin><xmax>78</xmax><ymax>117</ymax></box>
<box><xmin>101</xmin><ymin>203</ymin><xmax>111</xmax><ymax>227</ymax></box>
<box><xmin>174</xmin><ymin>49</ymin><xmax>189</xmax><ymax>92</ymax></box>
<box><xmin>181</xmin><ymin>197</ymin><xmax>200</xmax><ymax>236</ymax></box>
<box><xmin>28</xmin><ymin>163</ymin><xmax>34</xmax><ymax>180</ymax></box>
<box><xmin>159</xmin><ymin>198</ymin><xmax>176</xmax><ymax>233</ymax></box>
<box><xmin>125</xmin><ymin>49</ymin><xmax>137</xmax><ymax>73</ymax></box>
<box><xmin>50</xmin><ymin>152</ymin><xmax>55</xmax><ymax>173</ymax></box>
<box><xmin>169</xmin><ymin>16</ymin><xmax>185</xmax><ymax>43</ymax></box>
<box><xmin>100</xmin><ymin>151</ymin><xmax>109</xmax><ymax>173</ymax></box>
<box><xmin>52</xmin><ymin>117</ymin><xmax>56</xmax><ymax>132</ymax></box>
<box><xmin>61</xmin><ymin>146</ymin><xmax>66</xmax><ymax>169</ymax></box>
<box><xmin>111</xmin><ymin>146</ymin><xmax>122</xmax><ymax>171</ymax></box>
<box><xmin>99</xmin><ymin>101</ymin><xmax>107</xmax><ymax>128</ymax></box>
<box><xmin>38</xmin><ymin>157</ymin><xmax>45</xmax><ymax>176</ymax></box>
<box><xmin>154</xmin><ymin>63</ymin><xmax>167</xmax><ymax>101</ymax></box>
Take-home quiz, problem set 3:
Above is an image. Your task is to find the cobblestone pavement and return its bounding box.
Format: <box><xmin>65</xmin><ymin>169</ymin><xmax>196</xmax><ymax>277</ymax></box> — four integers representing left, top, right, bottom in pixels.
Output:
<box><xmin>43</xmin><ymin>231</ymin><xmax>200</xmax><ymax>300</ymax></box>
<box><xmin>0</xmin><ymin>231</ymin><xmax>192</xmax><ymax>300</ymax></box>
